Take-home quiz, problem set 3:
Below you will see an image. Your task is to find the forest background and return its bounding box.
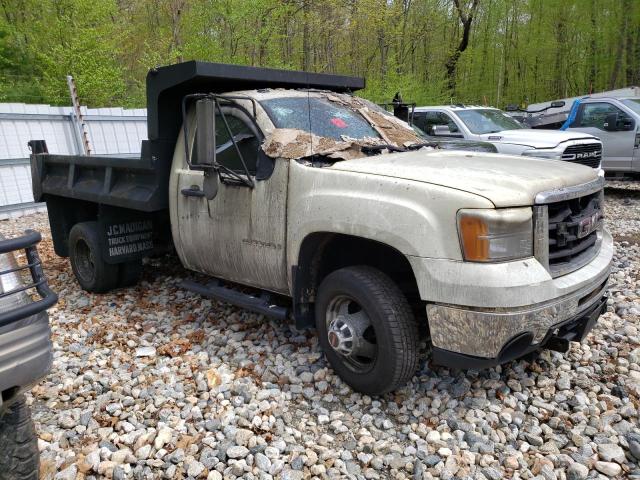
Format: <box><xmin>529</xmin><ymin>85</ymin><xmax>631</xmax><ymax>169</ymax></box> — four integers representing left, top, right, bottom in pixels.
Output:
<box><xmin>1</xmin><ymin>0</ymin><xmax>639</xmax><ymax>109</ymax></box>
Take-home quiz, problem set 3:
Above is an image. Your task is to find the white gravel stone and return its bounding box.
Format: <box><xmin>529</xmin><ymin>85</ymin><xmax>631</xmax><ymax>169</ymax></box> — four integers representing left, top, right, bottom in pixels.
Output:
<box><xmin>255</xmin><ymin>452</ymin><xmax>271</xmax><ymax>471</ymax></box>
<box><xmin>135</xmin><ymin>444</ymin><xmax>152</xmax><ymax>460</ymax></box>
<box><xmin>54</xmin><ymin>465</ymin><xmax>77</xmax><ymax>480</ymax></box>
<box><xmin>566</xmin><ymin>462</ymin><xmax>589</xmax><ymax>480</ymax></box>
<box><xmin>154</xmin><ymin>427</ymin><xmax>172</xmax><ymax>450</ymax></box>
<box><xmin>226</xmin><ymin>445</ymin><xmax>249</xmax><ymax>459</ymax></box>
<box><xmin>598</xmin><ymin>443</ymin><xmax>626</xmax><ymax>463</ymax></box>
<box><xmin>8</xmin><ymin>185</ymin><xmax>640</xmax><ymax>480</ymax></box>
<box><xmin>135</xmin><ymin>346</ymin><xmax>156</xmax><ymax>357</ymax></box>
<box><xmin>426</xmin><ymin>430</ymin><xmax>441</xmax><ymax>443</ymax></box>
<box><xmin>594</xmin><ymin>460</ymin><xmax>622</xmax><ymax>476</ymax></box>
<box><xmin>187</xmin><ymin>460</ymin><xmax>206</xmax><ymax>478</ymax></box>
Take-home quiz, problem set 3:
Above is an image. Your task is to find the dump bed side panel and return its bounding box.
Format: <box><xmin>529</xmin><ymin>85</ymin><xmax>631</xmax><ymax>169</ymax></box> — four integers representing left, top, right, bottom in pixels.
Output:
<box><xmin>30</xmin><ymin>139</ymin><xmax>174</xmax><ymax>262</ymax></box>
<box><xmin>30</xmin><ymin>139</ymin><xmax>173</xmax><ymax>212</ymax></box>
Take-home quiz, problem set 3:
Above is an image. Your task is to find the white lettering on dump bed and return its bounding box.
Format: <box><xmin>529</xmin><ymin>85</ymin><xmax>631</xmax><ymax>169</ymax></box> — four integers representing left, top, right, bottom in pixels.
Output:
<box><xmin>106</xmin><ymin>220</ymin><xmax>154</xmax><ymax>258</ymax></box>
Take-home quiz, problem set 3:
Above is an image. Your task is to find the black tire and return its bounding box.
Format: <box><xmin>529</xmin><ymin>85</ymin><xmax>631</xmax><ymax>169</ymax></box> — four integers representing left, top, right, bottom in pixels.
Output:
<box><xmin>0</xmin><ymin>395</ymin><xmax>40</xmax><ymax>480</ymax></box>
<box><xmin>69</xmin><ymin>221</ymin><xmax>118</xmax><ymax>293</ymax></box>
<box><xmin>315</xmin><ymin>266</ymin><xmax>419</xmax><ymax>395</ymax></box>
<box><xmin>118</xmin><ymin>260</ymin><xmax>143</xmax><ymax>288</ymax></box>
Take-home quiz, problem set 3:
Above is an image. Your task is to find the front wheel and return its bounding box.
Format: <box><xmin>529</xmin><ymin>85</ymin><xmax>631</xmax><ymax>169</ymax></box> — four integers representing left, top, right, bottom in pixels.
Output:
<box><xmin>0</xmin><ymin>395</ymin><xmax>40</xmax><ymax>480</ymax></box>
<box><xmin>315</xmin><ymin>266</ymin><xmax>419</xmax><ymax>395</ymax></box>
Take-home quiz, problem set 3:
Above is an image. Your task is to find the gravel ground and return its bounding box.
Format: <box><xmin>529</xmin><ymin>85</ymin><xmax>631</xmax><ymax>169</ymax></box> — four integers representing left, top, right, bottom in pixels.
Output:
<box><xmin>1</xmin><ymin>182</ymin><xmax>639</xmax><ymax>480</ymax></box>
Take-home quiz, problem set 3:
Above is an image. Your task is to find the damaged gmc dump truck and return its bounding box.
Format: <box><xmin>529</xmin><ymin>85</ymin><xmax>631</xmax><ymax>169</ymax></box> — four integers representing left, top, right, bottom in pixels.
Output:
<box><xmin>30</xmin><ymin>61</ymin><xmax>613</xmax><ymax>395</ymax></box>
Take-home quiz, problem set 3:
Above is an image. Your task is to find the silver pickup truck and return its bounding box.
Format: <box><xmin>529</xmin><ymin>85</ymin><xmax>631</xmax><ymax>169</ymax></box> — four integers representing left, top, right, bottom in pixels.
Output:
<box><xmin>0</xmin><ymin>231</ymin><xmax>57</xmax><ymax>479</ymax></box>
<box><xmin>413</xmin><ymin>105</ymin><xmax>604</xmax><ymax>172</ymax></box>
<box><xmin>509</xmin><ymin>96</ymin><xmax>640</xmax><ymax>175</ymax></box>
<box><xmin>30</xmin><ymin>61</ymin><xmax>613</xmax><ymax>395</ymax></box>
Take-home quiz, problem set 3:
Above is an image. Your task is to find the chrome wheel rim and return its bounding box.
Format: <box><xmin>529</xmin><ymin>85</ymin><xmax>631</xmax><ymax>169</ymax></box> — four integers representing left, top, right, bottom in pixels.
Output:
<box><xmin>325</xmin><ymin>295</ymin><xmax>377</xmax><ymax>373</ymax></box>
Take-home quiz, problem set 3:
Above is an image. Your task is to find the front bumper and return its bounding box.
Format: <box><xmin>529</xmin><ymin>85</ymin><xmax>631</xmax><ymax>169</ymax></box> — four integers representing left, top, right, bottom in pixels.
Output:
<box><xmin>0</xmin><ymin>311</ymin><xmax>52</xmax><ymax>405</ymax></box>
<box><xmin>410</xmin><ymin>228</ymin><xmax>613</xmax><ymax>365</ymax></box>
<box><xmin>431</xmin><ymin>294</ymin><xmax>607</xmax><ymax>369</ymax></box>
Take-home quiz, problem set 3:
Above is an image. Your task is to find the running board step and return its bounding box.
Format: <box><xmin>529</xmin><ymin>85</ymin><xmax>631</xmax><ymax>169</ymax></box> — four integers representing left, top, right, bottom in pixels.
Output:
<box><xmin>181</xmin><ymin>279</ymin><xmax>289</xmax><ymax>320</ymax></box>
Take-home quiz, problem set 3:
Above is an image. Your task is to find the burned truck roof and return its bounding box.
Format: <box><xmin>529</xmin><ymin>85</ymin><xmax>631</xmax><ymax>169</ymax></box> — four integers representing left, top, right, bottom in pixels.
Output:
<box><xmin>146</xmin><ymin>61</ymin><xmax>365</xmax><ymax>143</ymax></box>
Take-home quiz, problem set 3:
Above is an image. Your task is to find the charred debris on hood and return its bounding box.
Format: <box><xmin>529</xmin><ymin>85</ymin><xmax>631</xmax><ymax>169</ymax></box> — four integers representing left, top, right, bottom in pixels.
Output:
<box><xmin>260</xmin><ymin>92</ymin><xmax>440</xmax><ymax>166</ymax></box>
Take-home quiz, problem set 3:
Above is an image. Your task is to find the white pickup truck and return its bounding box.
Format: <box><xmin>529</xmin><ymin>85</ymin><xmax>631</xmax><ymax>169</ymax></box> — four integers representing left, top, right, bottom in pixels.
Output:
<box><xmin>413</xmin><ymin>105</ymin><xmax>604</xmax><ymax>172</ymax></box>
<box><xmin>30</xmin><ymin>61</ymin><xmax>613</xmax><ymax>395</ymax></box>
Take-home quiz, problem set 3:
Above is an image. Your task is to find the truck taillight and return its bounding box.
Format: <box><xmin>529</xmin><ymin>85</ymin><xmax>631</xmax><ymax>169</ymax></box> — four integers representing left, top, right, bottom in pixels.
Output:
<box><xmin>635</xmin><ymin>131</ymin><xmax>640</xmax><ymax>148</ymax></box>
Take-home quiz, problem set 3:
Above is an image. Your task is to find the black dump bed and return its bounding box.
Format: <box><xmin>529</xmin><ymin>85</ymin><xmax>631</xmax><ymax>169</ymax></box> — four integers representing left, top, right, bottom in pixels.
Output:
<box><xmin>30</xmin><ymin>61</ymin><xmax>365</xmax><ymax>213</ymax></box>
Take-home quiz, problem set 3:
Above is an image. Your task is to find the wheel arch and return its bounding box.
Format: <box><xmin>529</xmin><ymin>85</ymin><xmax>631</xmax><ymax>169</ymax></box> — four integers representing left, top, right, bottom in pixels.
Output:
<box><xmin>292</xmin><ymin>232</ymin><xmax>424</xmax><ymax>331</ymax></box>
<box><xmin>45</xmin><ymin>195</ymin><xmax>98</xmax><ymax>257</ymax></box>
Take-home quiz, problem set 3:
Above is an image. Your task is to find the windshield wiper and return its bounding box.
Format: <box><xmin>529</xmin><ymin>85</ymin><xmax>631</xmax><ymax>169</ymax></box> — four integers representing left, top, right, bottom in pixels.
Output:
<box><xmin>406</xmin><ymin>142</ymin><xmax>440</xmax><ymax>150</ymax></box>
<box><xmin>361</xmin><ymin>144</ymin><xmax>407</xmax><ymax>155</ymax></box>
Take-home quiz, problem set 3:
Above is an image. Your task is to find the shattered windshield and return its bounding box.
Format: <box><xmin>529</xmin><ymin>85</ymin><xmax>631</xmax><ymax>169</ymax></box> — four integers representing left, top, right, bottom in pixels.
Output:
<box><xmin>455</xmin><ymin>109</ymin><xmax>525</xmax><ymax>134</ymax></box>
<box><xmin>261</xmin><ymin>97</ymin><xmax>380</xmax><ymax>140</ymax></box>
<box><xmin>259</xmin><ymin>93</ymin><xmax>427</xmax><ymax>162</ymax></box>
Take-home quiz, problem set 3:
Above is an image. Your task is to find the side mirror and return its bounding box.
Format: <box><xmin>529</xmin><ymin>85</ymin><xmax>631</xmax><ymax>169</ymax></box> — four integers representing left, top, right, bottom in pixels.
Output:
<box><xmin>550</xmin><ymin>101</ymin><xmax>565</xmax><ymax>108</ymax></box>
<box><xmin>505</xmin><ymin>104</ymin><xmax>519</xmax><ymax>112</ymax></box>
<box><xmin>431</xmin><ymin>125</ymin><xmax>464</xmax><ymax>138</ymax></box>
<box><xmin>195</xmin><ymin>99</ymin><xmax>217</xmax><ymax>167</ymax></box>
<box><xmin>621</xmin><ymin>115</ymin><xmax>635</xmax><ymax>131</ymax></box>
<box><xmin>195</xmin><ymin>99</ymin><xmax>219</xmax><ymax>200</ymax></box>
<box><xmin>432</xmin><ymin>124</ymin><xmax>452</xmax><ymax>136</ymax></box>
<box><xmin>603</xmin><ymin>112</ymin><xmax>619</xmax><ymax>131</ymax></box>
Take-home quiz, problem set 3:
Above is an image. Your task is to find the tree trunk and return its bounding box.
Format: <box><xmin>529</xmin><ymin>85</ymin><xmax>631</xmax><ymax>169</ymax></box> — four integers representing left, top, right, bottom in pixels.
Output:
<box><xmin>302</xmin><ymin>0</ymin><xmax>310</xmax><ymax>71</ymax></box>
<box><xmin>609</xmin><ymin>0</ymin><xmax>628</xmax><ymax>89</ymax></box>
<box><xmin>445</xmin><ymin>0</ymin><xmax>480</xmax><ymax>95</ymax></box>
<box><xmin>168</xmin><ymin>0</ymin><xmax>186</xmax><ymax>63</ymax></box>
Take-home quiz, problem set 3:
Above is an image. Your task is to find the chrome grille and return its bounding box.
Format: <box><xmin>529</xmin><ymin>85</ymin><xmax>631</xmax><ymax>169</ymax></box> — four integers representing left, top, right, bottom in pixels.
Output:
<box><xmin>546</xmin><ymin>190</ymin><xmax>603</xmax><ymax>276</ymax></box>
<box><xmin>561</xmin><ymin>144</ymin><xmax>602</xmax><ymax>169</ymax></box>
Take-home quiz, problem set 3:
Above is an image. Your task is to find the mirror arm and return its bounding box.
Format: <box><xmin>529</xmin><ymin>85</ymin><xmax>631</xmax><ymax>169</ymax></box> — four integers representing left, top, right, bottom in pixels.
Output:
<box><xmin>216</xmin><ymin>95</ymin><xmax>259</xmax><ymax>119</ymax></box>
<box><xmin>214</xmin><ymin>97</ymin><xmax>255</xmax><ymax>188</ymax></box>
<box><xmin>181</xmin><ymin>93</ymin><xmax>260</xmax><ymax>176</ymax></box>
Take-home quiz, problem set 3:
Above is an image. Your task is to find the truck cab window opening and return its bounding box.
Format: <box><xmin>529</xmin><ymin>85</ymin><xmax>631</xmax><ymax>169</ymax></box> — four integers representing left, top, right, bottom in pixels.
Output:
<box><xmin>213</xmin><ymin>97</ymin><xmax>255</xmax><ymax>188</ymax></box>
<box><xmin>181</xmin><ymin>93</ymin><xmax>256</xmax><ymax>189</ymax></box>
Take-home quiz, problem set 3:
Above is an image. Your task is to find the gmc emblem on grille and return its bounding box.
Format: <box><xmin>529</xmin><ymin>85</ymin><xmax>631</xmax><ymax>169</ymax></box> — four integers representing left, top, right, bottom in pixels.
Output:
<box><xmin>577</xmin><ymin>213</ymin><xmax>600</xmax><ymax>238</ymax></box>
<box><xmin>575</xmin><ymin>150</ymin><xmax>601</xmax><ymax>159</ymax></box>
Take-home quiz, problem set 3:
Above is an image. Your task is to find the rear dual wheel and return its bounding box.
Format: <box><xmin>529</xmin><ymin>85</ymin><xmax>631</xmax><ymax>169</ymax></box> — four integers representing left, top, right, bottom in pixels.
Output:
<box><xmin>69</xmin><ymin>222</ymin><xmax>142</xmax><ymax>293</ymax></box>
<box><xmin>315</xmin><ymin>266</ymin><xmax>419</xmax><ymax>395</ymax></box>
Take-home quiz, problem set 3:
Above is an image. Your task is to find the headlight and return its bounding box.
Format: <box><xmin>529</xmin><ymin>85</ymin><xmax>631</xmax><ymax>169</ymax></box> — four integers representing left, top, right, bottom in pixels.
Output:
<box><xmin>521</xmin><ymin>149</ymin><xmax>562</xmax><ymax>160</ymax></box>
<box><xmin>457</xmin><ymin>208</ymin><xmax>533</xmax><ymax>262</ymax></box>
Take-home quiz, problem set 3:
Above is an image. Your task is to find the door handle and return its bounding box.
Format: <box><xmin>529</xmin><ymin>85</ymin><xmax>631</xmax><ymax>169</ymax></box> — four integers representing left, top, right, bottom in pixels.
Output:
<box><xmin>181</xmin><ymin>186</ymin><xmax>206</xmax><ymax>198</ymax></box>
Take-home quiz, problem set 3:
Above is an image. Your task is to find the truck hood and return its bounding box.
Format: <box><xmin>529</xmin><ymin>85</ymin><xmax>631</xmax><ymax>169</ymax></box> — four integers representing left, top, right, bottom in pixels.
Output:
<box><xmin>479</xmin><ymin>129</ymin><xmax>599</xmax><ymax>149</ymax></box>
<box><xmin>328</xmin><ymin>150</ymin><xmax>599</xmax><ymax>207</ymax></box>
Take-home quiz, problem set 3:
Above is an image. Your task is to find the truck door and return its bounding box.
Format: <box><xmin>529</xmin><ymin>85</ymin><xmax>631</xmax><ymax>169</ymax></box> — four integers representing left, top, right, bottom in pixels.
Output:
<box><xmin>568</xmin><ymin>102</ymin><xmax>636</xmax><ymax>171</ymax></box>
<box><xmin>173</xmin><ymin>106</ymin><xmax>289</xmax><ymax>294</ymax></box>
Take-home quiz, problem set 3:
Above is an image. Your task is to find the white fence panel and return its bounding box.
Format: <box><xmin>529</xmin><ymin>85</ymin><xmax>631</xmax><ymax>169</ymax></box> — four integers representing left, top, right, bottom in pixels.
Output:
<box><xmin>0</xmin><ymin>103</ymin><xmax>148</xmax><ymax>220</ymax></box>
